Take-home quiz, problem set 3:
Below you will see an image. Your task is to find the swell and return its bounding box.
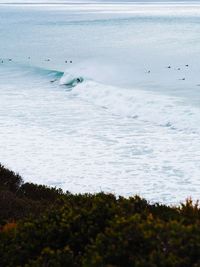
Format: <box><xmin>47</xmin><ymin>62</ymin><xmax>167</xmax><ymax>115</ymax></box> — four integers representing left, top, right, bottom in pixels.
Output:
<box><xmin>73</xmin><ymin>79</ymin><xmax>200</xmax><ymax>134</ymax></box>
<box><xmin>0</xmin><ymin>60</ymin><xmax>84</xmax><ymax>88</ymax></box>
<box><xmin>0</xmin><ymin>59</ymin><xmax>64</xmax><ymax>77</ymax></box>
<box><xmin>1</xmin><ymin>59</ymin><xmax>200</xmax><ymax>135</ymax></box>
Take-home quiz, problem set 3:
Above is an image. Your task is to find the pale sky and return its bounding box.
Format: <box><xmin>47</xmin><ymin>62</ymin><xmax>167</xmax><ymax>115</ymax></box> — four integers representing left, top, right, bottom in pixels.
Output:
<box><xmin>1</xmin><ymin>0</ymin><xmax>199</xmax><ymax>3</ymax></box>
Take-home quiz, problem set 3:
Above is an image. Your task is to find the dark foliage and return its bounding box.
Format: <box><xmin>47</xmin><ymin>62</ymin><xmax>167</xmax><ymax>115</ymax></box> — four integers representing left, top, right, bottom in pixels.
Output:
<box><xmin>18</xmin><ymin>182</ymin><xmax>63</xmax><ymax>201</ymax></box>
<box><xmin>0</xmin><ymin>163</ymin><xmax>23</xmax><ymax>192</ymax></box>
<box><xmin>1</xmin><ymin>164</ymin><xmax>200</xmax><ymax>267</ymax></box>
<box><xmin>0</xmin><ymin>164</ymin><xmax>62</xmax><ymax>224</ymax></box>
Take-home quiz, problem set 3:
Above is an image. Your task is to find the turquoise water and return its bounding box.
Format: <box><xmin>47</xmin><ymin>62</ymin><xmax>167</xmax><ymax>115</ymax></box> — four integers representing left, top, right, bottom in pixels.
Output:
<box><xmin>0</xmin><ymin>3</ymin><xmax>200</xmax><ymax>203</ymax></box>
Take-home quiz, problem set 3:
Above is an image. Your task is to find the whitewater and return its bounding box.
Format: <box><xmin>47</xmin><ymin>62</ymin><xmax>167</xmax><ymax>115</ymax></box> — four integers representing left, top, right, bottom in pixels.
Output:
<box><xmin>1</xmin><ymin>2</ymin><xmax>200</xmax><ymax>204</ymax></box>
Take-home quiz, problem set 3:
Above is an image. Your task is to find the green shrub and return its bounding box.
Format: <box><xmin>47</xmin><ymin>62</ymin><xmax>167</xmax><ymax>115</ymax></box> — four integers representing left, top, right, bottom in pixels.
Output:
<box><xmin>0</xmin><ymin>164</ymin><xmax>23</xmax><ymax>192</ymax></box>
<box><xmin>18</xmin><ymin>182</ymin><xmax>63</xmax><ymax>201</ymax></box>
<box><xmin>1</xmin><ymin>164</ymin><xmax>200</xmax><ymax>267</ymax></box>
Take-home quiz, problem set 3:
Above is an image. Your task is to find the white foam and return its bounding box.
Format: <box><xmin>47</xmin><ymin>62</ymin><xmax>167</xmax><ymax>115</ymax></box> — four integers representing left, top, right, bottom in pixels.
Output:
<box><xmin>0</xmin><ymin>65</ymin><xmax>200</xmax><ymax>204</ymax></box>
<box><xmin>1</xmin><ymin>3</ymin><xmax>200</xmax><ymax>204</ymax></box>
<box><xmin>74</xmin><ymin>80</ymin><xmax>200</xmax><ymax>133</ymax></box>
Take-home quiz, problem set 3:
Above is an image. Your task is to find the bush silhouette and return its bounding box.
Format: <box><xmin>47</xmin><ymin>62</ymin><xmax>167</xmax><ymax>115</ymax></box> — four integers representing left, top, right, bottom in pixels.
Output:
<box><xmin>0</xmin><ymin>164</ymin><xmax>23</xmax><ymax>192</ymax></box>
<box><xmin>1</xmin><ymin>164</ymin><xmax>200</xmax><ymax>267</ymax></box>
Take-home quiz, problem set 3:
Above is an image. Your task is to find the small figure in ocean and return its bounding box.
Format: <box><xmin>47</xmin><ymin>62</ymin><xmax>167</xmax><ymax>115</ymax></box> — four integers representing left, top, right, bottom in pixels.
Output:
<box><xmin>50</xmin><ymin>79</ymin><xmax>57</xmax><ymax>83</ymax></box>
<box><xmin>177</xmin><ymin>68</ymin><xmax>181</xmax><ymax>70</ymax></box>
<box><xmin>1</xmin><ymin>60</ymin><xmax>3</xmax><ymax>63</ymax></box>
<box><xmin>179</xmin><ymin>78</ymin><xmax>185</xmax><ymax>81</ymax></box>
<box><xmin>167</xmin><ymin>65</ymin><xmax>171</xmax><ymax>69</ymax></box>
<box><xmin>147</xmin><ymin>70</ymin><xmax>151</xmax><ymax>73</ymax></box>
<box><xmin>185</xmin><ymin>64</ymin><xmax>189</xmax><ymax>67</ymax></box>
<box><xmin>65</xmin><ymin>60</ymin><xmax>67</xmax><ymax>63</ymax></box>
<box><xmin>70</xmin><ymin>60</ymin><xmax>72</xmax><ymax>63</ymax></box>
<box><xmin>45</xmin><ymin>59</ymin><xmax>50</xmax><ymax>62</ymax></box>
<box><xmin>8</xmin><ymin>59</ymin><xmax>12</xmax><ymax>61</ymax></box>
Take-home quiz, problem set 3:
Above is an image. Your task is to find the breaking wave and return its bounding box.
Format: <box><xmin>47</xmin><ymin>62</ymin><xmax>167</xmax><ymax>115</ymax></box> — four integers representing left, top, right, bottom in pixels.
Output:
<box><xmin>1</xmin><ymin>59</ymin><xmax>200</xmax><ymax>203</ymax></box>
<box><xmin>72</xmin><ymin>80</ymin><xmax>200</xmax><ymax>135</ymax></box>
<box><xmin>1</xmin><ymin>59</ymin><xmax>200</xmax><ymax>135</ymax></box>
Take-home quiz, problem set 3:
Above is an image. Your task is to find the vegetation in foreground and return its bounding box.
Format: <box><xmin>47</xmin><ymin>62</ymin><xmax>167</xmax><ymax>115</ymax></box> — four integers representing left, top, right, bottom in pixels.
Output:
<box><xmin>1</xmin><ymin>164</ymin><xmax>200</xmax><ymax>266</ymax></box>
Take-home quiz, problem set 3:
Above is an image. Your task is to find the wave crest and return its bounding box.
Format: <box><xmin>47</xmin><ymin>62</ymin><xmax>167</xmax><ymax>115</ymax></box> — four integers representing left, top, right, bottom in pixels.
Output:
<box><xmin>59</xmin><ymin>73</ymin><xmax>84</xmax><ymax>88</ymax></box>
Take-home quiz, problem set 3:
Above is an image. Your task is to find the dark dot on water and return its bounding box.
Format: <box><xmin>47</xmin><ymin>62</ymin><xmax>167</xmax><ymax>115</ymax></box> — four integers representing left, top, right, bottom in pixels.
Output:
<box><xmin>70</xmin><ymin>61</ymin><xmax>72</xmax><ymax>63</ymax></box>
<box><xmin>50</xmin><ymin>79</ymin><xmax>57</xmax><ymax>83</ymax></box>
<box><xmin>165</xmin><ymin>122</ymin><xmax>172</xmax><ymax>127</ymax></box>
<box><xmin>167</xmin><ymin>66</ymin><xmax>171</xmax><ymax>69</ymax></box>
<box><xmin>132</xmin><ymin>115</ymin><xmax>139</xmax><ymax>119</ymax></box>
<box><xmin>185</xmin><ymin>64</ymin><xmax>189</xmax><ymax>67</ymax></box>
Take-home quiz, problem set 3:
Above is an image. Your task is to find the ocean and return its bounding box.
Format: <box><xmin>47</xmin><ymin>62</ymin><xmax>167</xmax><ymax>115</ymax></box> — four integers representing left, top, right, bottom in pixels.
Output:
<box><xmin>1</xmin><ymin>2</ymin><xmax>200</xmax><ymax>203</ymax></box>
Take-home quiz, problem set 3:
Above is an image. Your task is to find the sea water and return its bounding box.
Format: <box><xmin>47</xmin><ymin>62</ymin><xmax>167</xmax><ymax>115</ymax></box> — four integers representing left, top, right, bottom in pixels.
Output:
<box><xmin>0</xmin><ymin>2</ymin><xmax>200</xmax><ymax>203</ymax></box>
